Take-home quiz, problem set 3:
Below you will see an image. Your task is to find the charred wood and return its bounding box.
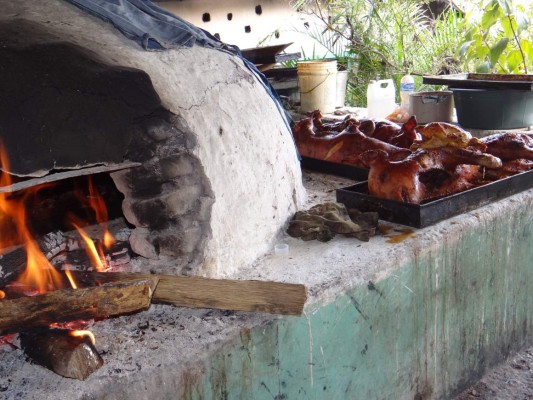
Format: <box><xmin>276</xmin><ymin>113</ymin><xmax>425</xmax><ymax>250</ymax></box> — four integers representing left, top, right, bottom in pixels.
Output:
<box><xmin>59</xmin><ymin>240</ymin><xmax>132</xmax><ymax>272</ymax></box>
<box><xmin>0</xmin><ymin>275</ymin><xmax>158</xmax><ymax>335</ymax></box>
<box><xmin>0</xmin><ymin>231</ymin><xmax>66</xmax><ymax>287</ymax></box>
<box><xmin>20</xmin><ymin>328</ymin><xmax>103</xmax><ymax>380</ymax></box>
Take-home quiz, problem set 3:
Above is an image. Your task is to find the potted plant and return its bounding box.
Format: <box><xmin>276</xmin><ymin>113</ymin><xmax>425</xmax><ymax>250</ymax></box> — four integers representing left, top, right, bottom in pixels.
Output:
<box><xmin>451</xmin><ymin>0</ymin><xmax>533</xmax><ymax>129</ymax></box>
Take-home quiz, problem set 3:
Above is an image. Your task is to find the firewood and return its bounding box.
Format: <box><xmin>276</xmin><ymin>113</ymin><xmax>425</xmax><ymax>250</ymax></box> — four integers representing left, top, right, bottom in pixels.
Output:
<box><xmin>0</xmin><ymin>276</ymin><xmax>159</xmax><ymax>335</ymax></box>
<box><xmin>0</xmin><ymin>231</ymin><xmax>66</xmax><ymax>287</ymax></box>
<box><xmin>74</xmin><ymin>272</ymin><xmax>307</xmax><ymax>316</ymax></box>
<box><xmin>20</xmin><ymin>328</ymin><xmax>103</xmax><ymax>380</ymax></box>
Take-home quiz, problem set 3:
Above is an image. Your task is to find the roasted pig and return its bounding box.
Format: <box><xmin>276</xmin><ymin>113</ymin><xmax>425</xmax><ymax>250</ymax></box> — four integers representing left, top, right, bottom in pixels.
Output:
<box><xmin>292</xmin><ymin>111</ymin><xmax>412</xmax><ymax>168</ymax></box>
<box><xmin>480</xmin><ymin>132</ymin><xmax>533</xmax><ymax>178</ymax></box>
<box><xmin>360</xmin><ymin>147</ymin><xmax>501</xmax><ymax>204</ymax></box>
<box><xmin>371</xmin><ymin>116</ymin><xmax>422</xmax><ymax>149</ymax></box>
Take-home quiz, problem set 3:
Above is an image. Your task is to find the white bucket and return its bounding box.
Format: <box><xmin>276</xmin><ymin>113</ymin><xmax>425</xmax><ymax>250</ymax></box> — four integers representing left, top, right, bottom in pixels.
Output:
<box><xmin>366</xmin><ymin>79</ymin><xmax>396</xmax><ymax>119</ymax></box>
<box><xmin>297</xmin><ymin>60</ymin><xmax>337</xmax><ymax>113</ymax></box>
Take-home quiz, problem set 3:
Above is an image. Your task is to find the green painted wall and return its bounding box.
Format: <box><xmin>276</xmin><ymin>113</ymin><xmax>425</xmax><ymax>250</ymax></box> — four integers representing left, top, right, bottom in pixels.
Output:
<box><xmin>183</xmin><ymin>205</ymin><xmax>532</xmax><ymax>400</ymax></box>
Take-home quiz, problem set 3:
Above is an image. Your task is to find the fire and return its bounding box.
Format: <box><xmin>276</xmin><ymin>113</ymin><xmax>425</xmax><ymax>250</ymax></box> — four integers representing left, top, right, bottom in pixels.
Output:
<box><xmin>0</xmin><ymin>143</ymin><xmax>63</xmax><ymax>293</ymax></box>
<box><xmin>70</xmin><ymin>176</ymin><xmax>115</xmax><ymax>272</ymax></box>
<box><xmin>72</xmin><ymin>223</ymin><xmax>110</xmax><ymax>272</ymax></box>
<box><xmin>87</xmin><ymin>177</ymin><xmax>115</xmax><ymax>247</ymax></box>
<box><xmin>0</xmin><ymin>142</ymin><xmax>117</xmax><ymax>349</ymax></box>
<box><xmin>16</xmin><ymin>234</ymin><xmax>64</xmax><ymax>293</ymax></box>
<box><xmin>0</xmin><ymin>141</ymin><xmax>115</xmax><ymax>294</ymax></box>
<box><xmin>70</xmin><ymin>330</ymin><xmax>96</xmax><ymax>346</ymax></box>
<box><xmin>64</xmin><ymin>268</ymin><xmax>78</xmax><ymax>289</ymax></box>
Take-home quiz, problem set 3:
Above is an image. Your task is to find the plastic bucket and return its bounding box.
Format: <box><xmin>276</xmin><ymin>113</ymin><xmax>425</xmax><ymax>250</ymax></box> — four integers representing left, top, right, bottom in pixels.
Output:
<box><xmin>409</xmin><ymin>91</ymin><xmax>453</xmax><ymax>124</ymax></box>
<box><xmin>453</xmin><ymin>88</ymin><xmax>533</xmax><ymax>129</ymax></box>
<box><xmin>297</xmin><ymin>60</ymin><xmax>337</xmax><ymax>113</ymax></box>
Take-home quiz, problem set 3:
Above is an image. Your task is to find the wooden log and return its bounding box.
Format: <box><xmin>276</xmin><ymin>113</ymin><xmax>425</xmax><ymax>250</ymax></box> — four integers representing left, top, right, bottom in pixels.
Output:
<box><xmin>74</xmin><ymin>272</ymin><xmax>307</xmax><ymax>316</ymax></box>
<box><xmin>20</xmin><ymin>328</ymin><xmax>103</xmax><ymax>380</ymax></box>
<box><xmin>0</xmin><ymin>276</ymin><xmax>159</xmax><ymax>335</ymax></box>
<box><xmin>0</xmin><ymin>231</ymin><xmax>66</xmax><ymax>287</ymax></box>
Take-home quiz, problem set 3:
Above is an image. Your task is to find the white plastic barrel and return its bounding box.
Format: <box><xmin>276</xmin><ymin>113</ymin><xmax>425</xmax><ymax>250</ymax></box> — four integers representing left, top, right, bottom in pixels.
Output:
<box><xmin>297</xmin><ymin>60</ymin><xmax>338</xmax><ymax>113</ymax></box>
<box><xmin>366</xmin><ymin>79</ymin><xmax>396</xmax><ymax>119</ymax></box>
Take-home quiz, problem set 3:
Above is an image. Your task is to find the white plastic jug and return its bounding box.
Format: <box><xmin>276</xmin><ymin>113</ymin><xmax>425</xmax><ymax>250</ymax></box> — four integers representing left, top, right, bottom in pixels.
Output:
<box><xmin>366</xmin><ymin>79</ymin><xmax>396</xmax><ymax>119</ymax></box>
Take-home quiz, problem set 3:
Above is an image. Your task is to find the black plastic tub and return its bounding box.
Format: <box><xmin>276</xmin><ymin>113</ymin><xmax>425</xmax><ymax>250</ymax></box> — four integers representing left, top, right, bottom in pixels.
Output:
<box><xmin>336</xmin><ymin>170</ymin><xmax>533</xmax><ymax>228</ymax></box>
<box><xmin>452</xmin><ymin>88</ymin><xmax>533</xmax><ymax>129</ymax></box>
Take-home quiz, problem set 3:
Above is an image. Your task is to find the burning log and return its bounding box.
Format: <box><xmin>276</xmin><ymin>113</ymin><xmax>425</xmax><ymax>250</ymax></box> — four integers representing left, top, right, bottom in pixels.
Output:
<box><xmin>0</xmin><ymin>276</ymin><xmax>159</xmax><ymax>335</ymax></box>
<box><xmin>0</xmin><ymin>231</ymin><xmax>66</xmax><ymax>287</ymax></box>
<box><xmin>74</xmin><ymin>272</ymin><xmax>307</xmax><ymax>316</ymax></box>
<box><xmin>20</xmin><ymin>328</ymin><xmax>103</xmax><ymax>380</ymax></box>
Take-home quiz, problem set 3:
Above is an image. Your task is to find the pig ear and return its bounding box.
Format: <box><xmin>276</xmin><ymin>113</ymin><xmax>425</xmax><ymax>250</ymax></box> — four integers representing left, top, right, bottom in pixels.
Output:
<box><xmin>402</xmin><ymin>115</ymin><xmax>418</xmax><ymax>131</ymax></box>
<box><xmin>359</xmin><ymin>149</ymin><xmax>387</xmax><ymax>168</ymax></box>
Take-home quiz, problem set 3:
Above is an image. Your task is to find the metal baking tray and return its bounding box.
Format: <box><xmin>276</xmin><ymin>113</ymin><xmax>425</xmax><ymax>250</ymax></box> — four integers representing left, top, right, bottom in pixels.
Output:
<box><xmin>336</xmin><ymin>169</ymin><xmax>533</xmax><ymax>228</ymax></box>
<box><xmin>423</xmin><ymin>73</ymin><xmax>533</xmax><ymax>91</ymax></box>
<box><xmin>300</xmin><ymin>157</ymin><xmax>368</xmax><ymax>180</ymax></box>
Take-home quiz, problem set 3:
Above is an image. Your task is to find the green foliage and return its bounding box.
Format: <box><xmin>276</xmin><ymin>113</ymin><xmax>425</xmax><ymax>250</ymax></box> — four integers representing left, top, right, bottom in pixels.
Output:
<box><xmin>458</xmin><ymin>0</ymin><xmax>533</xmax><ymax>73</ymax></box>
<box><xmin>287</xmin><ymin>0</ymin><xmax>467</xmax><ymax>106</ymax></box>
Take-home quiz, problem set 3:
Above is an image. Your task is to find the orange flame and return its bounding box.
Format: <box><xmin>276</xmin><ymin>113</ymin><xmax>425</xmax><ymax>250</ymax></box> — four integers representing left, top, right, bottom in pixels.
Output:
<box><xmin>16</xmin><ymin>235</ymin><xmax>64</xmax><ymax>293</ymax></box>
<box><xmin>103</xmin><ymin>230</ymin><xmax>115</xmax><ymax>249</ymax></box>
<box><xmin>0</xmin><ymin>290</ymin><xmax>5</xmax><ymax>299</ymax></box>
<box><xmin>70</xmin><ymin>330</ymin><xmax>96</xmax><ymax>346</ymax></box>
<box><xmin>0</xmin><ymin>143</ymin><xmax>63</xmax><ymax>293</ymax></box>
<box><xmin>84</xmin><ymin>176</ymin><xmax>115</xmax><ymax>249</ymax></box>
<box><xmin>68</xmin><ymin>176</ymin><xmax>115</xmax><ymax>271</ymax></box>
<box><xmin>72</xmin><ymin>223</ymin><xmax>110</xmax><ymax>272</ymax></box>
<box><xmin>64</xmin><ymin>268</ymin><xmax>78</xmax><ymax>289</ymax></box>
<box><xmin>0</xmin><ymin>141</ymin><xmax>112</xmax><ymax>301</ymax></box>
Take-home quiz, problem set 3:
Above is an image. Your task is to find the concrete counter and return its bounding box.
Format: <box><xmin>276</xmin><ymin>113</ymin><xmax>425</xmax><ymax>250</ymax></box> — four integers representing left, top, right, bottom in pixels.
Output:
<box><xmin>1</xmin><ymin>173</ymin><xmax>532</xmax><ymax>400</ymax></box>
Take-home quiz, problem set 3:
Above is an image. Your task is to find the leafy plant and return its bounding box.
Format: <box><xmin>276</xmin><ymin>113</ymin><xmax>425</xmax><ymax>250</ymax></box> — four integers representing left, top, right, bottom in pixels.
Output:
<box><xmin>458</xmin><ymin>0</ymin><xmax>533</xmax><ymax>73</ymax></box>
<box><xmin>288</xmin><ymin>0</ymin><xmax>467</xmax><ymax>106</ymax></box>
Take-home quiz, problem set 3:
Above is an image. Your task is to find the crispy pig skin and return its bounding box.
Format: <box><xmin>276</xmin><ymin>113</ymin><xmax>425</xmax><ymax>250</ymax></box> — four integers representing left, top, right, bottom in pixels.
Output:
<box><xmin>292</xmin><ymin>111</ymin><xmax>411</xmax><ymax>168</ymax></box>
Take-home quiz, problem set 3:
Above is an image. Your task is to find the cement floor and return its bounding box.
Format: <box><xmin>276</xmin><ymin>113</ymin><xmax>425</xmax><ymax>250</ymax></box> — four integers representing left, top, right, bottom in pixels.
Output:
<box><xmin>454</xmin><ymin>347</ymin><xmax>533</xmax><ymax>399</ymax></box>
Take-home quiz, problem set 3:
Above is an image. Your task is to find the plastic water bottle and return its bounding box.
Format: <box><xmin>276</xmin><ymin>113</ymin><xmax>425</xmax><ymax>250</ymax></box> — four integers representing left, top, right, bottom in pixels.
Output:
<box><xmin>367</xmin><ymin>79</ymin><xmax>396</xmax><ymax>119</ymax></box>
<box><xmin>400</xmin><ymin>74</ymin><xmax>415</xmax><ymax>111</ymax></box>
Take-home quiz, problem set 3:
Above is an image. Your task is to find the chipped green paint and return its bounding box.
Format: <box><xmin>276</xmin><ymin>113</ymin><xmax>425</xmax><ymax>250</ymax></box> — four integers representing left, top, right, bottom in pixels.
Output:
<box><xmin>186</xmin><ymin>206</ymin><xmax>532</xmax><ymax>400</ymax></box>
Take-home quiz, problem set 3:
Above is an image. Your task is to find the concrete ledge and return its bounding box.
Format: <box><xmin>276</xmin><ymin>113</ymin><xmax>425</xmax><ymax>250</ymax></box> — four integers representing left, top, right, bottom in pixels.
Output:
<box><xmin>1</xmin><ymin>178</ymin><xmax>531</xmax><ymax>399</ymax></box>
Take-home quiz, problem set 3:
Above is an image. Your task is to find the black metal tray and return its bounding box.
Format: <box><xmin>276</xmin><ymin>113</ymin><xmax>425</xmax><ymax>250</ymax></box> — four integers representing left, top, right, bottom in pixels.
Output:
<box><xmin>301</xmin><ymin>157</ymin><xmax>368</xmax><ymax>180</ymax></box>
<box><xmin>423</xmin><ymin>73</ymin><xmax>533</xmax><ymax>91</ymax></box>
<box><xmin>336</xmin><ymin>169</ymin><xmax>533</xmax><ymax>228</ymax></box>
